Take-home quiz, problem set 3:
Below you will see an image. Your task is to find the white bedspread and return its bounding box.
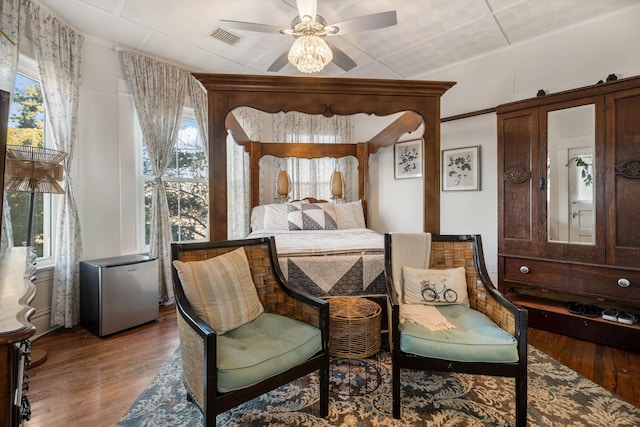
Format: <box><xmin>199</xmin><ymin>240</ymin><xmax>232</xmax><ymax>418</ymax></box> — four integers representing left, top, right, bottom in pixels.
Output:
<box><xmin>247</xmin><ymin>228</ymin><xmax>384</xmax><ymax>256</ymax></box>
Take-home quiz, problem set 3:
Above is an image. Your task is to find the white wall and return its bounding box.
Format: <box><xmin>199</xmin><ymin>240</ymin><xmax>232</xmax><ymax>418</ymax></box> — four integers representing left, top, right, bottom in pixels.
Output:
<box><xmin>440</xmin><ymin>114</ymin><xmax>498</xmax><ymax>280</ymax></box>
<box><xmin>76</xmin><ymin>41</ymin><xmax>128</xmax><ymax>261</ymax></box>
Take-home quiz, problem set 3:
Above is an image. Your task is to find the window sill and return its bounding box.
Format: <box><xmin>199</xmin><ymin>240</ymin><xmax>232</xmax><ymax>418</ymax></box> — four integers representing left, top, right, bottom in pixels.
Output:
<box><xmin>35</xmin><ymin>257</ymin><xmax>55</xmax><ymax>272</ymax></box>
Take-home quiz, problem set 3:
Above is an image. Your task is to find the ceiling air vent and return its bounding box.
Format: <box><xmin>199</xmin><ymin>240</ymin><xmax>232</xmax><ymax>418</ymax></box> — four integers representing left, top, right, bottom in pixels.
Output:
<box><xmin>211</xmin><ymin>27</ymin><xmax>242</xmax><ymax>46</ymax></box>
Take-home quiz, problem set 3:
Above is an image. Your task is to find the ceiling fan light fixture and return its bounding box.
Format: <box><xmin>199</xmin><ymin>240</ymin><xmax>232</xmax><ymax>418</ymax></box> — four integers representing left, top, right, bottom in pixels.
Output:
<box><xmin>288</xmin><ymin>34</ymin><xmax>333</xmax><ymax>73</ymax></box>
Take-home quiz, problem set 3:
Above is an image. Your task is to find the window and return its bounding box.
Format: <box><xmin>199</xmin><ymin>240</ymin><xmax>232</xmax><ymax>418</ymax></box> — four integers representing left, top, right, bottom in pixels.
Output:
<box><xmin>6</xmin><ymin>70</ymin><xmax>59</xmax><ymax>259</ymax></box>
<box><xmin>139</xmin><ymin>110</ymin><xmax>208</xmax><ymax>246</ymax></box>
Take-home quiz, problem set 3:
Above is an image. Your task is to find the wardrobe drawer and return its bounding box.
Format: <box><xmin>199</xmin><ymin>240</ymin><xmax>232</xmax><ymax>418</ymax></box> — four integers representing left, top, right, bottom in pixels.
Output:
<box><xmin>502</xmin><ymin>257</ymin><xmax>640</xmax><ymax>303</ymax></box>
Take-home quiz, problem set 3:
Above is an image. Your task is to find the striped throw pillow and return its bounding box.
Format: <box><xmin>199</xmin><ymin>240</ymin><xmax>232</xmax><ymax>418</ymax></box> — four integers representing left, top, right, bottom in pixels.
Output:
<box><xmin>173</xmin><ymin>247</ymin><xmax>264</xmax><ymax>334</ymax></box>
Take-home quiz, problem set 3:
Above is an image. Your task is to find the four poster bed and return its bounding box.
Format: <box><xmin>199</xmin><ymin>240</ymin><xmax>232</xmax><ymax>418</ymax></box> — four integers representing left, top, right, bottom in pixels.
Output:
<box><xmin>194</xmin><ymin>74</ymin><xmax>454</xmax><ymax>299</ymax></box>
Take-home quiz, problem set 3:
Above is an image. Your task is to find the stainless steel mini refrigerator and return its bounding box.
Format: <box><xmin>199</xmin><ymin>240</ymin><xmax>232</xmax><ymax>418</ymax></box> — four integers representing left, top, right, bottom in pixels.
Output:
<box><xmin>80</xmin><ymin>255</ymin><xmax>159</xmax><ymax>337</ymax></box>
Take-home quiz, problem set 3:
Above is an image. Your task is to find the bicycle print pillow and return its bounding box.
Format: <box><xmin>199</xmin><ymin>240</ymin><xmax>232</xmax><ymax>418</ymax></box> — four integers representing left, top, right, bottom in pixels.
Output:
<box><xmin>402</xmin><ymin>266</ymin><xmax>469</xmax><ymax>307</ymax></box>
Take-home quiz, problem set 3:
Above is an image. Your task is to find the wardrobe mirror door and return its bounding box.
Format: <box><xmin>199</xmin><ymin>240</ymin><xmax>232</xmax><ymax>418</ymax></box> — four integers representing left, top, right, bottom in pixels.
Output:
<box><xmin>546</xmin><ymin>103</ymin><xmax>596</xmax><ymax>245</ymax></box>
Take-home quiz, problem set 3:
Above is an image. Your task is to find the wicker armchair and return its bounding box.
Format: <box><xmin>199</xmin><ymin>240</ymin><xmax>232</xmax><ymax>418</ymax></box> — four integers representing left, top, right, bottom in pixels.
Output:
<box><xmin>171</xmin><ymin>237</ymin><xmax>329</xmax><ymax>426</ymax></box>
<box><xmin>385</xmin><ymin>234</ymin><xmax>528</xmax><ymax>427</ymax></box>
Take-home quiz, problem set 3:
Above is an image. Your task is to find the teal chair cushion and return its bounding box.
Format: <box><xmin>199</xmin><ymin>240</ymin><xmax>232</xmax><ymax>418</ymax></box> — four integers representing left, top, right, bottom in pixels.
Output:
<box><xmin>400</xmin><ymin>304</ymin><xmax>518</xmax><ymax>363</ymax></box>
<box><xmin>217</xmin><ymin>312</ymin><xmax>322</xmax><ymax>392</ymax></box>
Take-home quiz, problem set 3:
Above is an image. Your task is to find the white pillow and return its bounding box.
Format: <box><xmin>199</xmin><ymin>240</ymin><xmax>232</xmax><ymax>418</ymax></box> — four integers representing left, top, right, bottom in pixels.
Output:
<box><xmin>263</xmin><ymin>203</ymin><xmax>288</xmax><ymax>229</ymax></box>
<box><xmin>334</xmin><ymin>200</ymin><xmax>366</xmax><ymax>229</ymax></box>
<box><xmin>287</xmin><ymin>201</ymin><xmax>338</xmax><ymax>230</ymax></box>
<box><xmin>172</xmin><ymin>247</ymin><xmax>264</xmax><ymax>334</ymax></box>
<box><xmin>250</xmin><ymin>203</ymin><xmax>288</xmax><ymax>231</ymax></box>
<box><xmin>402</xmin><ymin>266</ymin><xmax>469</xmax><ymax>307</ymax></box>
<box><xmin>250</xmin><ymin>205</ymin><xmax>265</xmax><ymax>231</ymax></box>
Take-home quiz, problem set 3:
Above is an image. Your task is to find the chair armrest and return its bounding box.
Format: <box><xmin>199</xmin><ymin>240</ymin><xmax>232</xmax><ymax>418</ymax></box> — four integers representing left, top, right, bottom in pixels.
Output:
<box><xmin>473</xmin><ymin>272</ymin><xmax>527</xmax><ymax>340</ymax></box>
<box><xmin>260</xmin><ymin>237</ymin><xmax>329</xmax><ymax>334</ymax></box>
<box><xmin>174</xmin><ymin>287</ymin><xmax>217</xmax><ymax>411</ymax></box>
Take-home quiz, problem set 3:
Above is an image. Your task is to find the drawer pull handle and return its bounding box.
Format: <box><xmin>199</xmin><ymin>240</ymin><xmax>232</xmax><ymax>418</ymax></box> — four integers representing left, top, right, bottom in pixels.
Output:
<box><xmin>617</xmin><ymin>278</ymin><xmax>631</xmax><ymax>288</ymax></box>
<box><xmin>519</xmin><ymin>266</ymin><xmax>530</xmax><ymax>274</ymax></box>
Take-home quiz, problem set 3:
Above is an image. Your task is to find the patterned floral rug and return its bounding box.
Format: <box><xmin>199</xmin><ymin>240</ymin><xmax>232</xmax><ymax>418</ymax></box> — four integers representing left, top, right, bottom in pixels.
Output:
<box><xmin>118</xmin><ymin>346</ymin><xmax>640</xmax><ymax>426</ymax></box>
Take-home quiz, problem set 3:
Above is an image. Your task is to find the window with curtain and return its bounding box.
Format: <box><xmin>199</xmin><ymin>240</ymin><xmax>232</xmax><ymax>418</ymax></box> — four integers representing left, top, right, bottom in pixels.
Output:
<box><xmin>139</xmin><ymin>108</ymin><xmax>208</xmax><ymax>246</ymax></box>
<box><xmin>271</xmin><ymin>111</ymin><xmax>355</xmax><ymax>202</ymax></box>
<box><xmin>5</xmin><ymin>65</ymin><xmax>60</xmax><ymax>259</ymax></box>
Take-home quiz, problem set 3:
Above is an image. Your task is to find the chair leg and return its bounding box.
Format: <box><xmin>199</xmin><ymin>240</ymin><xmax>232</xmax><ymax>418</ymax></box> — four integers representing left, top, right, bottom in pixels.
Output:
<box><xmin>319</xmin><ymin>364</ymin><xmax>329</xmax><ymax>417</ymax></box>
<box><xmin>392</xmin><ymin>362</ymin><xmax>401</xmax><ymax>419</ymax></box>
<box><xmin>515</xmin><ymin>375</ymin><xmax>527</xmax><ymax>427</ymax></box>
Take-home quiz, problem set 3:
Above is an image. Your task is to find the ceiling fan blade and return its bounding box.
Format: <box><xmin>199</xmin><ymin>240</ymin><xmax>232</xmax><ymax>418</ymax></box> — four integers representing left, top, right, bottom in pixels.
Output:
<box><xmin>220</xmin><ymin>20</ymin><xmax>284</xmax><ymax>34</ymax></box>
<box><xmin>326</xmin><ymin>41</ymin><xmax>357</xmax><ymax>71</ymax></box>
<box><xmin>328</xmin><ymin>11</ymin><xmax>397</xmax><ymax>35</ymax></box>
<box><xmin>296</xmin><ymin>0</ymin><xmax>317</xmax><ymax>22</ymax></box>
<box><xmin>267</xmin><ymin>50</ymin><xmax>290</xmax><ymax>72</ymax></box>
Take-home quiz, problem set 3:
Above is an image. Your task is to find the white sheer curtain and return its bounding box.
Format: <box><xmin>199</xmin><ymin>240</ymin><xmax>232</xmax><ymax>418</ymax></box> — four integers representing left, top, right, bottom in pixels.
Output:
<box><xmin>122</xmin><ymin>50</ymin><xmax>189</xmax><ymax>302</ymax></box>
<box><xmin>228</xmin><ymin>107</ymin><xmax>262</xmax><ymax>238</ymax></box>
<box><xmin>0</xmin><ymin>0</ymin><xmax>24</xmax><ymax>92</ymax></box>
<box><xmin>27</xmin><ymin>0</ymin><xmax>84</xmax><ymax>328</ymax></box>
<box><xmin>271</xmin><ymin>112</ymin><xmax>355</xmax><ymax>201</ymax></box>
<box><xmin>0</xmin><ymin>0</ymin><xmax>26</xmax><ymax>251</ymax></box>
<box><xmin>188</xmin><ymin>75</ymin><xmax>208</xmax><ymax>157</ymax></box>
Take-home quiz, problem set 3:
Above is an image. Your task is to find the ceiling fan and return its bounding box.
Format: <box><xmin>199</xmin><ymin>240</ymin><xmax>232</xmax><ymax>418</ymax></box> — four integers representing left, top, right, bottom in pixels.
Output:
<box><xmin>220</xmin><ymin>0</ymin><xmax>397</xmax><ymax>73</ymax></box>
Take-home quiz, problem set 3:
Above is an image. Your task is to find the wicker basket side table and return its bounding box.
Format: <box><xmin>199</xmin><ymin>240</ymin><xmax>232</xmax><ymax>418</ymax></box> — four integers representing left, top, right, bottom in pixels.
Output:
<box><xmin>329</xmin><ymin>297</ymin><xmax>381</xmax><ymax>359</ymax></box>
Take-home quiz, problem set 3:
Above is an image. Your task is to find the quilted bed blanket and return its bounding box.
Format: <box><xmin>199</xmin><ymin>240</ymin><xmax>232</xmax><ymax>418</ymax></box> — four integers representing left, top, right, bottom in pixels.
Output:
<box><xmin>247</xmin><ymin>229</ymin><xmax>386</xmax><ymax>297</ymax></box>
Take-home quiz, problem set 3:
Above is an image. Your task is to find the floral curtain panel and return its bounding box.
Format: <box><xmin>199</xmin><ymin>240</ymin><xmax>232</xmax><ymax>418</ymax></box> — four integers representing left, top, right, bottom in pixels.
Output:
<box><xmin>122</xmin><ymin>50</ymin><xmax>189</xmax><ymax>303</ymax></box>
<box><xmin>0</xmin><ymin>0</ymin><xmax>24</xmax><ymax>92</ymax></box>
<box><xmin>26</xmin><ymin>0</ymin><xmax>85</xmax><ymax>328</ymax></box>
<box><xmin>188</xmin><ymin>75</ymin><xmax>208</xmax><ymax>157</ymax></box>
<box><xmin>228</xmin><ymin>107</ymin><xmax>262</xmax><ymax>238</ymax></box>
<box><xmin>271</xmin><ymin>112</ymin><xmax>355</xmax><ymax>202</ymax></box>
<box><xmin>0</xmin><ymin>0</ymin><xmax>26</xmax><ymax>251</ymax></box>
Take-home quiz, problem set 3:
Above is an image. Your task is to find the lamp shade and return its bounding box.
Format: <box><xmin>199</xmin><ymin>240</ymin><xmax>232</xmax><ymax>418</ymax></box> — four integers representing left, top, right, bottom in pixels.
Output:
<box><xmin>288</xmin><ymin>34</ymin><xmax>333</xmax><ymax>73</ymax></box>
<box><xmin>276</xmin><ymin>169</ymin><xmax>291</xmax><ymax>199</ymax></box>
<box><xmin>330</xmin><ymin>170</ymin><xmax>343</xmax><ymax>199</ymax></box>
<box><xmin>5</xmin><ymin>145</ymin><xmax>67</xmax><ymax>194</ymax></box>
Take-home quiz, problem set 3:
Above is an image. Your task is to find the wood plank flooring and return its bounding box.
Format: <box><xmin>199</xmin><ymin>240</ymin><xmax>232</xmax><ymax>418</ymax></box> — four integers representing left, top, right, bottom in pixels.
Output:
<box><xmin>25</xmin><ymin>303</ymin><xmax>639</xmax><ymax>427</ymax></box>
<box><xmin>26</xmin><ymin>304</ymin><xmax>179</xmax><ymax>427</ymax></box>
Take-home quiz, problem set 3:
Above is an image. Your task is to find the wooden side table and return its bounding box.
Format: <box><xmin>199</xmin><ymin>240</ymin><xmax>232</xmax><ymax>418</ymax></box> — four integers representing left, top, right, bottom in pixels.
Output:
<box><xmin>328</xmin><ymin>297</ymin><xmax>381</xmax><ymax>359</ymax></box>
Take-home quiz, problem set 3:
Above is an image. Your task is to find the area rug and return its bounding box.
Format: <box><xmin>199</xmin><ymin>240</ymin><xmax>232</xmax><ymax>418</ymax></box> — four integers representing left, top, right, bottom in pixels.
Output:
<box><xmin>118</xmin><ymin>346</ymin><xmax>640</xmax><ymax>426</ymax></box>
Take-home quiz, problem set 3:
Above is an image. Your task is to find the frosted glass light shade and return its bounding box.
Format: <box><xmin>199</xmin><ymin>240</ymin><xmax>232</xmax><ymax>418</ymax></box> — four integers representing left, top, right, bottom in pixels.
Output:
<box><xmin>330</xmin><ymin>170</ymin><xmax>343</xmax><ymax>199</ymax></box>
<box><xmin>288</xmin><ymin>35</ymin><xmax>333</xmax><ymax>73</ymax></box>
<box><xmin>276</xmin><ymin>169</ymin><xmax>291</xmax><ymax>199</ymax></box>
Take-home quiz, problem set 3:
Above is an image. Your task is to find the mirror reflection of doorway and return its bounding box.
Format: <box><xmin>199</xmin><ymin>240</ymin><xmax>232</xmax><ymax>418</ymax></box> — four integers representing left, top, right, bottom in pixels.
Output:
<box><xmin>567</xmin><ymin>148</ymin><xmax>594</xmax><ymax>244</ymax></box>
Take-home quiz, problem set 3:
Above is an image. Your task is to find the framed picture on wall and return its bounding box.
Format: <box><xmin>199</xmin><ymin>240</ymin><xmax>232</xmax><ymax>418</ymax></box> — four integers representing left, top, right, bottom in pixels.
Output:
<box><xmin>394</xmin><ymin>139</ymin><xmax>422</xmax><ymax>179</ymax></box>
<box><xmin>442</xmin><ymin>145</ymin><xmax>480</xmax><ymax>191</ymax></box>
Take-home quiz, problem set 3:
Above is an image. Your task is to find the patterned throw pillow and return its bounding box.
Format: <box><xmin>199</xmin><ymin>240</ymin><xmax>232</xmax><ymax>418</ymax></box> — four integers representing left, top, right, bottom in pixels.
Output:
<box><xmin>402</xmin><ymin>266</ymin><xmax>469</xmax><ymax>307</ymax></box>
<box><xmin>172</xmin><ymin>247</ymin><xmax>264</xmax><ymax>334</ymax></box>
<box><xmin>334</xmin><ymin>200</ymin><xmax>366</xmax><ymax>229</ymax></box>
<box><xmin>287</xmin><ymin>201</ymin><xmax>338</xmax><ymax>230</ymax></box>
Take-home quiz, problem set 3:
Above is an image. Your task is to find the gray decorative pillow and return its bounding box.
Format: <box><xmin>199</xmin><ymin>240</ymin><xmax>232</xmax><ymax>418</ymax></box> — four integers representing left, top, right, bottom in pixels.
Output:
<box><xmin>287</xmin><ymin>201</ymin><xmax>338</xmax><ymax>230</ymax></box>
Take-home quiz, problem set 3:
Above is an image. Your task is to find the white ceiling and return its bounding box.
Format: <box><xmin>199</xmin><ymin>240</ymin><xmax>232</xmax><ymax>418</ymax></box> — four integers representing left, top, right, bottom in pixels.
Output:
<box><xmin>37</xmin><ymin>0</ymin><xmax>640</xmax><ymax>79</ymax></box>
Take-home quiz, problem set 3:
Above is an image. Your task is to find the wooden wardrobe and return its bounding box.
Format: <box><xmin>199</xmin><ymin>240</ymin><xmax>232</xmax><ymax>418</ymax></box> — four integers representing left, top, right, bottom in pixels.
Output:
<box><xmin>497</xmin><ymin>75</ymin><xmax>640</xmax><ymax>352</ymax></box>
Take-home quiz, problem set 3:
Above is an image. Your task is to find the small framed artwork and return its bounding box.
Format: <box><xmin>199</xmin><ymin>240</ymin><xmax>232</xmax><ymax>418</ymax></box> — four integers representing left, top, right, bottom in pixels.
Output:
<box><xmin>394</xmin><ymin>139</ymin><xmax>422</xmax><ymax>179</ymax></box>
<box><xmin>442</xmin><ymin>145</ymin><xmax>480</xmax><ymax>191</ymax></box>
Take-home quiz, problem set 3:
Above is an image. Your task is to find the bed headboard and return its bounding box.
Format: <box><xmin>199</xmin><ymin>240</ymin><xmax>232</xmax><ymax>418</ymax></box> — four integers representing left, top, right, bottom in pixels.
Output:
<box><xmin>194</xmin><ymin>73</ymin><xmax>455</xmax><ymax>241</ymax></box>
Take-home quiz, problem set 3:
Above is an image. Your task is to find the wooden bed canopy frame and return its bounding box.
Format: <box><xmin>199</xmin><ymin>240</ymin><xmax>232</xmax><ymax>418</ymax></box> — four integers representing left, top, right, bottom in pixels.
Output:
<box><xmin>193</xmin><ymin>73</ymin><xmax>455</xmax><ymax>241</ymax></box>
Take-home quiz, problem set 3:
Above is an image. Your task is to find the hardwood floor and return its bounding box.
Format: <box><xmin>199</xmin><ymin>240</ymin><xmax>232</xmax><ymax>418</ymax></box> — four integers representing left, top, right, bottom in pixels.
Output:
<box><xmin>528</xmin><ymin>327</ymin><xmax>640</xmax><ymax>408</ymax></box>
<box><xmin>25</xmin><ymin>304</ymin><xmax>639</xmax><ymax>426</ymax></box>
<box><xmin>26</xmin><ymin>304</ymin><xmax>179</xmax><ymax>427</ymax></box>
